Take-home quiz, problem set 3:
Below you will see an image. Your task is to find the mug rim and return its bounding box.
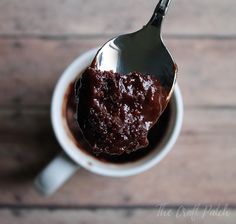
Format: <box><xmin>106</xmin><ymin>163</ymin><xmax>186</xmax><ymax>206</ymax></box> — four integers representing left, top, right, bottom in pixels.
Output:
<box><xmin>51</xmin><ymin>48</ymin><xmax>184</xmax><ymax>177</ymax></box>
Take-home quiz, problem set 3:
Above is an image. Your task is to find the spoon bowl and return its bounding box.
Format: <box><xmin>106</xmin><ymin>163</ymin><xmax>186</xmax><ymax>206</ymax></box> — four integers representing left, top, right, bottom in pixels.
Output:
<box><xmin>92</xmin><ymin>0</ymin><xmax>177</xmax><ymax>99</ymax></box>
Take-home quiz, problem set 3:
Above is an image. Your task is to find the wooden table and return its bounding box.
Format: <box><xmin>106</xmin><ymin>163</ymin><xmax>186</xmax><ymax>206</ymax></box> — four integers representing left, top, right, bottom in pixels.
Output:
<box><xmin>0</xmin><ymin>0</ymin><xmax>236</xmax><ymax>223</ymax></box>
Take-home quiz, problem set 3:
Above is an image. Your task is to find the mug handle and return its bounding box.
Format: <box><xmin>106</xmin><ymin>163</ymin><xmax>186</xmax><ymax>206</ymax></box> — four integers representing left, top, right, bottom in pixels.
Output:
<box><xmin>34</xmin><ymin>152</ymin><xmax>79</xmax><ymax>196</ymax></box>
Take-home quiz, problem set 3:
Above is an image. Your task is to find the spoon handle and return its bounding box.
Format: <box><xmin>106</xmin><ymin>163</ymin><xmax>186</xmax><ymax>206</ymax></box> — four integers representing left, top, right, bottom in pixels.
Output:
<box><xmin>148</xmin><ymin>0</ymin><xmax>172</xmax><ymax>27</ymax></box>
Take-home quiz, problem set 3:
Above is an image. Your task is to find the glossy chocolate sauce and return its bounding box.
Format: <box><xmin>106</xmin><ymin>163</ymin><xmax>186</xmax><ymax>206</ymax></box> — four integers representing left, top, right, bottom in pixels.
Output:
<box><xmin>75</xmin><ymin>67</ymin><xmax>169</xmax><ymax>155</ymax></box>
<box><xmin>64</xmin><ymin>81</ymin><xmax>171</xmax><ymax>164</ymax></box>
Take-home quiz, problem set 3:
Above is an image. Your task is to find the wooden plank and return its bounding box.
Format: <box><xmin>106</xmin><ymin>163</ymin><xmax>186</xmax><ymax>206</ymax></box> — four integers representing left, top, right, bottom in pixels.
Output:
<box><xmin>0</xmin><ymin>208</ymin><xmax>235</xmax><ymax>224</ymax></box>
<box><xmin>0</xmin><ymin>0</ymin><xmax>235</xmax><ymax>36</ymax></box>
<box><xmin>0</xmin><ymin>38</ymin><xmax>236</xmax><ymax>108</ymax></box>
<box><xmin>0</xmin><ymin>38</ymin><xmax>102</xmax><ymax>107</ymax></box>
<box><xmin>0</xmin><ymin>108</ymin><xmax>236</xmax><ymax>205</ymax></box>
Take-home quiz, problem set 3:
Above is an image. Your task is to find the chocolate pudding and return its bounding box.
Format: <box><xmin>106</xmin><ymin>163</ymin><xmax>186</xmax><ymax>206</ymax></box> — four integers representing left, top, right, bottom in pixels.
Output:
<box><xmin>63</xmin><ymin>80</ymin><xmax>171</xmax><ymax>164</ymax></box>
<box><xmin>75</xmin><ymin>67</ymin><xmax>169</xmax><ymax>155</ymax></box>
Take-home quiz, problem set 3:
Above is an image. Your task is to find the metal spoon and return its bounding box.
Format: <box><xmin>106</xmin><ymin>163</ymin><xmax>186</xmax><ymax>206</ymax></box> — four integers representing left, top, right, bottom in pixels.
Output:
<box><xmin>91</xmin><ymin>0</ymin><xmax>177</xmax><ymax>99</ymax></box>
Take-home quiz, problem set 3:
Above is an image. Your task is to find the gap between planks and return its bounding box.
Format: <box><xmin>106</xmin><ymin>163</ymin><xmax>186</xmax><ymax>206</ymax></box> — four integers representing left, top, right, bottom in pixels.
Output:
<box><xmin>0</xmin><ymin>33</ymin><xmax>236</xmax><ymax>40</ymax></box>
<box><xmin>0</xmin><ymin>204</ymin><xmax>236</xmax><ymax>210</ymax></box>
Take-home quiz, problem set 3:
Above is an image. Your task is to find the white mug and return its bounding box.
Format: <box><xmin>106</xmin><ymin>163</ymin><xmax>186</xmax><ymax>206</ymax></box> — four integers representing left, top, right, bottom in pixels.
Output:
<box><xmin>34</xmin><ymin>48</ymin><xmax>184</xmax><ymax>196</ymax></box>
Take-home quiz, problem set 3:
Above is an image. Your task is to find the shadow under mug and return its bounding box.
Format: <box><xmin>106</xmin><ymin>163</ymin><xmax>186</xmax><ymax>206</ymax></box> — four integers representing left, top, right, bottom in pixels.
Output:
<box><xmin>34</xmin><ymin>48</ymin><xmax>184</xmax><ymax>196</ymax></box>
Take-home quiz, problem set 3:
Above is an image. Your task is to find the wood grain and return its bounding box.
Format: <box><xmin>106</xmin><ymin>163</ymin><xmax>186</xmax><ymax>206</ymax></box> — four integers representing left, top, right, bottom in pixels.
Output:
<box><xmin>0</xmin><ymin>208</ymin><xmax>235</xmax><ymax>224</ymax></box>
<box><xmin>0</xmin><ymin>107</ymin><xmax>235</xmax><ymax>205</ymax></box>
<box><xmin>0</xmin><ymin>38</ymin><xmax>236</xmax><ymax>108</ymax></box>
<box><xmin>0</xmin><ymin>1</ymin><xmax>236</xmax><ymax>219</ymax></box>
<box><xmin>0</xmin><ymin>0</ymin><xmax>235</xmax><ymax>36</ymax></box>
